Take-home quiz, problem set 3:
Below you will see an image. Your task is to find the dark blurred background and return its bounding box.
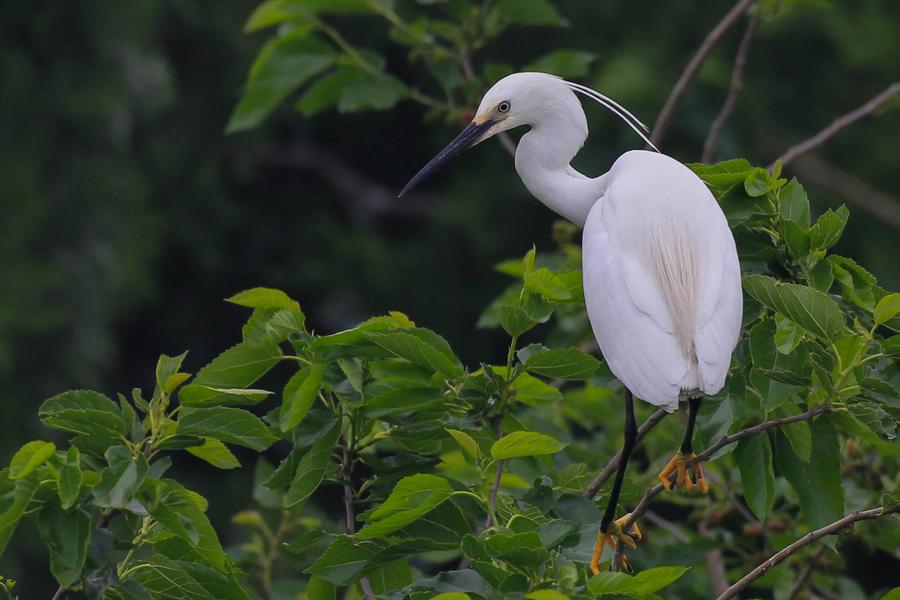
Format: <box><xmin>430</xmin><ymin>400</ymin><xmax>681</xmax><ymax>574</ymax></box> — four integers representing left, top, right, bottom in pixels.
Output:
<box><xmin>2</xmin><ymin>1</ymin><xmax>899</xmax><ymax>592</ymax></box>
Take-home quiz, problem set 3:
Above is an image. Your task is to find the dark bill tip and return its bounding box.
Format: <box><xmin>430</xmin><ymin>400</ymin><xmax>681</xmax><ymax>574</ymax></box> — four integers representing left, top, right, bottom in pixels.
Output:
<box><xmin>398</xmin><ymin>119</ymin><xmax>495</xmax><ymax>197</ymax></box>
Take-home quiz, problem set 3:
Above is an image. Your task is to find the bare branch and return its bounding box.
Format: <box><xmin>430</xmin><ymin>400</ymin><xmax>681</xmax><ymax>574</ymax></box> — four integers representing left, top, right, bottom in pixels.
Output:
<box><xmin>612</xmin><ymin>406</ymin><xmax>832</xmax><ymax>568</ymax></box>
<box><xmin>341</xmin><ymin>443</ymin><xmax>375</xmax><ymax>600</ymax></box>
<box><xmin>584</xmin><ymin>408</ymin><xmax>669</xmax><ymax>498</ymax></box>
<box><xmin>651</xmin><ymin>0</ymin><xmax>756</xmax><ymax>146</ymax></box>
<box><xmin>264</xmin><ymin>141</ymin><xmax>435</xmax><ymax>222</ymax></box>
<box><xmin>717</xmin><ymin>506</ymin><xmax>899</xmax><ymax>600</ymax></box>
<box><xmin>645</xmin><ymin>511</ymin><xmax>691</xmax><ymax>543</ymax></box>
<box><xmin>789</xmin><ymin>155</ymin><xmax>900</xmax><ymax>230</ymax></box>
<box><xmin>774</xmin><ymin>81</ymin><xmax>900</xmax><ymax>167</ymax></box>
<box><xmin>701</xmin><ymin>8</ymin><xmax>761</xmax><ymax>163</ymax></box>
<box><xmin>699</xmin><ymin>515</ymin><xmax>730</xmax><ymax>596</ymax></box>
<box><xmin>786</xmin><ymin>546</ymin><xmax>826</xmax><ymax>600</ymax></box>
<box><xmin>485</xmin><ymin>417</ymin><xmax>505</xmax><ymax>528</ymax></box>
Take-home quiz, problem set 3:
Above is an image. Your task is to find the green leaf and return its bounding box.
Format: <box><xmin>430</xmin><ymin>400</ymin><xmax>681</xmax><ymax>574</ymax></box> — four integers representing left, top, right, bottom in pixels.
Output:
<box><xmin>588</xmin><ymin>566</ymin><xmax>689</xmax><ymax>595</ymax></box>
<box><xmin>742</xmin><ymin>274</ymin><xmax>845</xmax><ymax>340</ymax></box>
<box><xmin>9</xmin><ymin>441</ymin><xmax>55</xmax><ymax>480</ymax></box>
<box><xmin>366</xmin><ymin>558</ymin><xmax>412</xmax><ymax>594</ymax></box>
<box><xmin>810</xmin><ymin>205</ymin><xmax>849</xmax><ymax>251</ymax></box>
<box><xmin>774</xmin><ymin>403</ymin><xmax>812</xmax><ymax>461</ymax></box>
<box><xmin>498</xmin><ymin>305</ymin><xmax>538</xmax><ymax>337</ymax></box>
<box><xmin>307</xmin><ymin>575</ymin><xmax>337</xmax><ymax>600</ymax></box>
<box><xmin>524</xmin><ymin>268</ymin><xmax>572</xmax><ymax>301</ymax></box>
<box><xmin>39</xmin><ymin>389</ymin><xmax>127</xmax><ymax>439</ymax></box>
<box><xmin>778</xmin><ymin>178</ymin><xmax>810</xmax><ymax>227</ymax></box>
<box><xmin>37</xmin><ymin>500</ymin><xmax>91</xmax><ymax>588</ymax></box>
<box><xmin>734</xmin><ymin>434</ymin><xmax>775</xmax><ymax>520</ymax></box>
<box><xmin>179</xmin><ymin>385</ymin><xmax>272</xmax><ymax>407</ymax></box>
<box><xmin>521</xmin><ymin>346</ymin><xmax>602</xmax><ymax>380</ymax></box>
<box><xmin>875</xmin><ymin>293</ymin><xmax>900</xmax><ymax>326</ymax></box>
<box><xmin>228</xmin><ymin>33</ymin><xmax>335</xmax><ymax>132</ymax></box>
<box><xmin>0</xmin><ymin>474</ymin><xmax>38</xmax><ymax>555</ymax></box>
<box><xmin>744</xmin><ymin>168</ymin><xmax>772</xmax><ymax>197</ymax></box>
<box><xmin>227</xmin><ymin>287</ymin><xmax>300</xmax><ymax>311</ymax></box>
<box><xmin>338</xmin><ymin>71</ymin><xmax>407</xmax><ymax>112</ymax></box>
<box><xmin>280</xmin><ymin>363</ymin><xmax>326</xmax><ymax>432</ymax></box>
<box><xmin>774</xmin><ymin>418</ymin><xmax>843</xmax><ymax>532</ymax></box>
<box><xmin>186</xmin><ymin>437</ymin><xmax>241</xmax><ymax>470</ymax></box>
<box><xmin>192</xmin><ymin>342</ymin><xmax>282</xmax><ymax>389</ymax></box>
<box><xmin>525</xmin><ymin>50</ymin><xmax>596</xmax><ymax>78</ymax></box>
<box><xmin>526</xmin><ymin>591</ymin><xmax>569</xmax><ymax>600</ymax></box>
<box><xmin>92</xmin><ymin>446</ymin><xmax>148</xmax><ymax>510</ymax></box>
<box><xmin>783</xmin><ymin>220</ymin><xmax>811</xmax><ymax>261</ymax></box>
<box><xmin>446</xmin><ymin>429</ymin><xmax>479</xmax><ymax>459</ymax></box>
<box><xmin>149</xmin><ymin>480</ymin><xmax>228</xmax><ymax>569</ymax></box>
<box><xmin>491</xmin><ymin>431</ymin><xmax>565</xmax><ymax>460</ymax></box>
<box><xmin>366</xmin><ymin>329</ymin><xmax>463</xmax><ymax>377</ymax></box>
<box><xmin>285</xmin><ymin>420</ymin><xmax>340</xmax><ymax>508</ymax></box>
<box><xmin>131</xmin><ymin>555</ymin><xmax>215</xmax><ymax>599</ymax></box>
<box><xmin>155</xmin><ymin>352</ymin><xmax>189</xmax><ymax>398</ymax></box>
<box><xmin>357</xmin><ymin>474</ymin><xmax>454</xmax><ymax>540</ymax></box>
<box><xmin>829</xmin><ymin>255</ymin><xmax>877</xmax><ymax>311</ymax></box>
<box><xmin>363</xmin><ymin>387</ymin><xmax>445</xmax><ymax>418</ymax></box>
<box><xmin>178</xmin><ymin>407</ymin><xmax>278</xmax><ymax>452</ymax></box>
<box><xmin>689</xmin><ymin>159</ymin><xmax>754</xmax><ymax>191</ymax></box>
<box><xmin>306</xmin><ymin>535</ymin><xmax>380</xmax><ymax>585</ymax></box>
<box><xmin>58</xmin><ymin>448</ymin><xmax>83</xmax><ymax>510</ymax></box>
<box><xmin>496</xmin><ymin>0</ymin><xmax>566</xmax><ymax>26</ymax></box>
<box><xmin>513</xmin><ymin>372</ymin><xmax>563</xmax><ymax>407</ymax></box>
<box><xmin>296</xmin><ymin>68</ymin><xmax>357</xmax><ymax>116</ymax></box>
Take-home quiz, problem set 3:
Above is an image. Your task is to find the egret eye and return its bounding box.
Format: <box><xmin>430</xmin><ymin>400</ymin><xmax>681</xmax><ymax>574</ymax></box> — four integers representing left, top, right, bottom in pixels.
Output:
<box><xmin>498</xmin><ymin>101</ymin><xmax>511</xmax><ymax>113</ymax></box>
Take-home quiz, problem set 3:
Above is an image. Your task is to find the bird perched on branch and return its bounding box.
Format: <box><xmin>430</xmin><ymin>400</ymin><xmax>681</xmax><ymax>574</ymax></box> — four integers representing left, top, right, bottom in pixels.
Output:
<box><xmin>400</xmin><ymin>72</ymin><xmax>742</xmax><ymax>573</ymax></box>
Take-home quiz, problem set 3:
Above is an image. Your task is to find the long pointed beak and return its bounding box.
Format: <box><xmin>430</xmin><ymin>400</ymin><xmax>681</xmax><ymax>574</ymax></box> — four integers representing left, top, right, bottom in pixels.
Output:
<box><xmin>399</xmin><ymin>118</ymin><xmax>496</xmax><ymax>197</ymax></box>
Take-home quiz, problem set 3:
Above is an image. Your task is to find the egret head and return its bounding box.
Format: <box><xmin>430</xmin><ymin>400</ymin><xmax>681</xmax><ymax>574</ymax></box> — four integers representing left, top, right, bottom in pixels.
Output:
<box><xmin>399</xmin><ymin>72</ymin><xmax>654</xmax><ymax>197</ymax></box>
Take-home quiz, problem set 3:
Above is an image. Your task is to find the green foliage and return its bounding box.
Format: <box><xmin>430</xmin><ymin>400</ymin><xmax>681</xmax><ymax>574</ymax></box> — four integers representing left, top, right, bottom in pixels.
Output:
<box><xmin>2</xmin><ymin>1</ymin><xmax>900</xmax><ymax>598</ymax></box>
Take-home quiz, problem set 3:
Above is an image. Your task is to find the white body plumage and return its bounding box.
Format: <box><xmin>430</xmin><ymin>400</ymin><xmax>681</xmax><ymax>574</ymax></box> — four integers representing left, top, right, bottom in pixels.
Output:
<box><xmin>401</xmin><ymin>72</ymin><xmax>743</xmax><ymax>410</ymax></box>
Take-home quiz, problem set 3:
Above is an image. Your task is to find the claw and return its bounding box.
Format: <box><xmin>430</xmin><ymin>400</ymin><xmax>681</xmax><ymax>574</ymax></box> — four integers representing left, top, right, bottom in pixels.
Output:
<box><xmin>658</xmin><ymin>451</ymin><xmax>708</xmax><ymax>494</ymax></box>
<box><xmin>589</xmin><ymin>513</ymin><xmax>642</xmax><ymax>575</ymax></box>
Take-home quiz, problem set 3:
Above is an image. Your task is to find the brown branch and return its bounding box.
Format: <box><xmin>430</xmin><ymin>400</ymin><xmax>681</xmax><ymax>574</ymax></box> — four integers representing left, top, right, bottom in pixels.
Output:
<box><xmin>263</xmin><ymin>141</ymin><xmax>435</xmax><ymax>222</ymax></box>
<box><xmin>786</xmin><ymin>546</ymin><xmax>826</xmax><ymax>600</ymax></box>
<box><xmin>341</xmin><ymin>444</ymin><xmax>375</xmax><ymax>600</ymax></box>
<box><xmin>774</xmin><ymin>81</ymin><xmax>900</xmax><ymax>167</ymax></box>
<box><xmin>699</xmin><ymin>515</ymin><xmax>730</xmax><ymax>596</ymax></box>
<box><xmin>584</xmin><ymin>408</ymin><xmax>669</xmax><ymax>498</ymax></box>
<box><xmin>612</xmin><ymin>406</ymin><xmax>832</xmax><ymax>568</ymax></box>
<box><xmin>701</xmin><ymin>8</ymin><xmax>761</xmax><ymax>163</ymax></box>
<box><xmin>650</xmin><ymin>0</ymin><xmax>756</xmax><ymax>146</ymax></box>
<box><xmin>789</xmin><ymin>155</ymin><xmax>900</xmax><ymax>231</ymax></box>
<box><xmin>717</xmin><ymin>506</ymin><xmax>899</xmax><ymax>600</ymax></box>
<box><xmin>485</xmin><ymin>417</ymin><xmax>505</xmax><ymax>528</ymax></box>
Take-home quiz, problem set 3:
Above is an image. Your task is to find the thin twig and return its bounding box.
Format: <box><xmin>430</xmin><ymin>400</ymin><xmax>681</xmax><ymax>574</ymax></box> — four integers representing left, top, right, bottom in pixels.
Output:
<box><xmin>717</xmin><ymin>506</ymin><xmax>898</xmax><ymax>600</ymax></box>
<box><xmin>701</xmin><ymin>7</ymin><xmax>761</xmax><ymax>163</ymax></box>
<box><xmin>341</xmin><ymin>442</ymin><xmax>375</xmax><ymax>600</ymax></box>
<box><xmin>584</xmin><ymin>408</ymin><xmax>669</xmax><ymax>498</ymax></box>
<box><xmin>774</xmin><ymin>81</ymin><xmax>900</xmax><ymax>167</ymax></box>
<box><xmin>644</xmin><ymin>510</ymin><xmax>691</xmax><ymax>543</ymax></box>
<box><xmin>650</xmin><ymin>0</ymin><xmax>756</xmax><ymax>146</ymax></box>
<box><xmin>613</xmin><ymin>406</ymin><xmax>832</xmax><ymax>567</ymax></box>
<box><xmin>485</xmin><ymin>417</ymin><xmax>505</xmax><ymax>529</ymax></box>
<box><xmin>786</xmin><ymin>546</ymin><xmax>826</xmax><ymax>600</ymax></box>
<box><xmin>789</xmin><ymin>155</ymin><xmax>900</xmax><ymax>230</ymax></box>
<box><xmin>699</xmin><ymin>515</ymin><xmax>730</xmax><ymax>596</ymax></box>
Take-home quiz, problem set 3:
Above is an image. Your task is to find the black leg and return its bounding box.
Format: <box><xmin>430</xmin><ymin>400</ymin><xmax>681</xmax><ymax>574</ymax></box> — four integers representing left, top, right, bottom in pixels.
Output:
<box><xmin>679</xmin><ymin>396</ymin><xmax>702</xmax><ymax>454</ymax></box>
<box><xmin>600</xmin><ymin>389</ymin><xmax>637</xmax><ymax>532</ymax></box>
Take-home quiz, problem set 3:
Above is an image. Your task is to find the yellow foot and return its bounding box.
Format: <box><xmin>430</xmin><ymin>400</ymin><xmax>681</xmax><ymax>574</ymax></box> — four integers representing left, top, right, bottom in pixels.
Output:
<box><xmin>657</xmin><ymin>451</ymin><xmax>709</xmax><ymax>494</ymax></box>
<box><xmin>589</xmin><ymin>513</ymin><xmax>642</xmax><ymax>575</ymax></box>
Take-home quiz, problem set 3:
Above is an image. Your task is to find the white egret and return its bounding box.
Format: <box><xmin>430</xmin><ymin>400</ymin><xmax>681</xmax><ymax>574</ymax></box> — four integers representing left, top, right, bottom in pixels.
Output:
<box><xmin>400</xmin><ymin>72</ymin><xmax>742</xmax><ymax>573</ymax></box>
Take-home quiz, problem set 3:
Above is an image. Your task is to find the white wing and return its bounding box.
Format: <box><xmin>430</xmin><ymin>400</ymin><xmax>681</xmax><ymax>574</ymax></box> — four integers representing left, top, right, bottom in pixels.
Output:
<box><xmin>582</xmin><ymin>151</ymin><xmax>742</xmax><ymax>410</ymax></box>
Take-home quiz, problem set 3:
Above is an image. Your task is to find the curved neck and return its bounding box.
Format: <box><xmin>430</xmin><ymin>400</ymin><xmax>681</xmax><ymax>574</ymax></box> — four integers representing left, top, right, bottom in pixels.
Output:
<box><xmin>514</xmin><ymin>120</ymin><xmax>608</xmax><ymax>227</ymax></box>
